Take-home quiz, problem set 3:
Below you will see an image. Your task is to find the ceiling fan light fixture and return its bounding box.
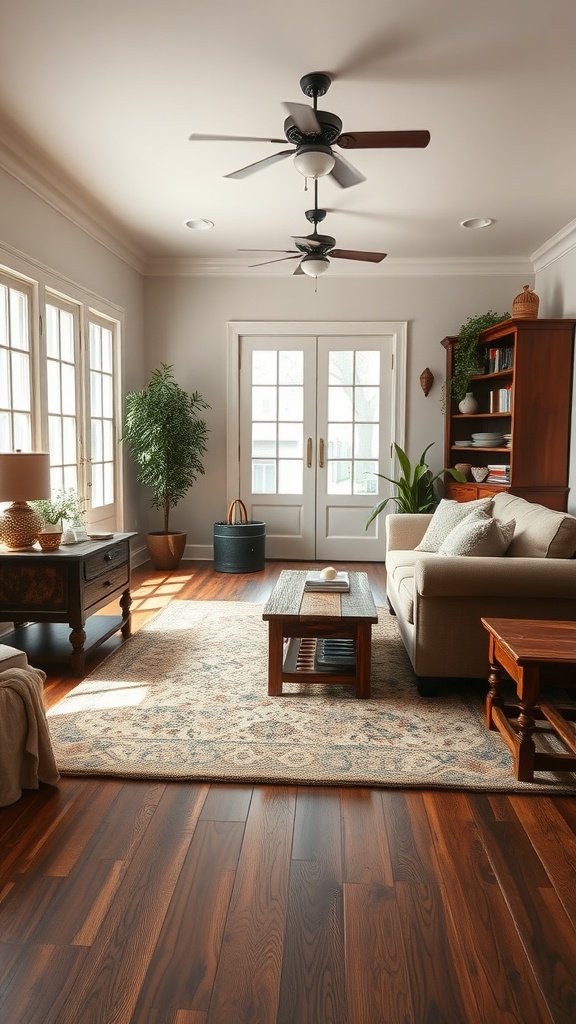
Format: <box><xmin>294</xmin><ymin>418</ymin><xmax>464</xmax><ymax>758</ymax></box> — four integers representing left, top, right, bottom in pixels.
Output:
<box><xmin>460</xmin><ymin>217</ymin><xmax>494</xmax><ymax>229</ymax></box>
<box><xmin>185</xmin><ymin>218</ymin><xmax>215</xmax><ymax>230</ymax></box>
<box><xmin>293</xmin><ymin>144</ymin><xmax>335</xmax><ymax>180</ymax></box>
<box><xmin>300</xmin><ymin>254</ymin><xmax>330</xmax><ymax>278</ymax></box>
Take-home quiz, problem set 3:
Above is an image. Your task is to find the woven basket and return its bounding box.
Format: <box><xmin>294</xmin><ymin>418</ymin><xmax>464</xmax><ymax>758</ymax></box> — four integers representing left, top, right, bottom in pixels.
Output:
<box><xmin>512</xmin><ymin>284</ymin><xmax>539</xmax><ymax>320</ymax></box>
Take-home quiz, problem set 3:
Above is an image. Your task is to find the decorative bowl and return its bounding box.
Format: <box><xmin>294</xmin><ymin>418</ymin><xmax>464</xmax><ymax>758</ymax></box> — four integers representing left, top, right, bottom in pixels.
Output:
<box><xmin>454</xmin><ymin>463</ymin><xmax>472</xmax><ymax>479</ymax></box>
<box><xmin>470</xmin><ymin>467</ymin><xmax>489</xmax><ymax>482</ymax></box>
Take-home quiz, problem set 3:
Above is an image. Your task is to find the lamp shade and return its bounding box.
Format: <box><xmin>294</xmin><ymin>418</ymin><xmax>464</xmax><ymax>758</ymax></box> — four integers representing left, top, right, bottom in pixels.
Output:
<box><xmin>300</xmin><ymin>255</ymin><xmax>330</xmax><ymax>278</ymax></box>
<box><xmin>0</xmin><ymin>452</ymin><xmax>52</xmax><ymax>501</ymax></box>
<box><xmin>293</xmin><ymin>145</ymin><xmax>335</xmax><ymax>180</ymax></box>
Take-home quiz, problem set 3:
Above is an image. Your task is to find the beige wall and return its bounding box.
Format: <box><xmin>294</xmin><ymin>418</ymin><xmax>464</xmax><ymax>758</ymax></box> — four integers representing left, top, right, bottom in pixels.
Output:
<box><xmin>143</xmin><ymin>273</ymin><xmax>529</xmax><ymax>549</ymax></box>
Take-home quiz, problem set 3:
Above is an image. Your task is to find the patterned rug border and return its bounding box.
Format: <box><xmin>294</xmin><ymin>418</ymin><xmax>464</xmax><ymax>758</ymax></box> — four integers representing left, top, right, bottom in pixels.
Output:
<box><xmin>47</xmin><ymin>600</ymin><xmax>576</xmax><ymax>794</ymax></box>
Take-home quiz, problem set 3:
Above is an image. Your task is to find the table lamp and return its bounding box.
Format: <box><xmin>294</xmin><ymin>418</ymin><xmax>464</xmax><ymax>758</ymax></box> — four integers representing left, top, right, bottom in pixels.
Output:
<box><xmin>0</xmin><ymin>451</ymin><xmax>52</xmax><ymax>548</ymax></box>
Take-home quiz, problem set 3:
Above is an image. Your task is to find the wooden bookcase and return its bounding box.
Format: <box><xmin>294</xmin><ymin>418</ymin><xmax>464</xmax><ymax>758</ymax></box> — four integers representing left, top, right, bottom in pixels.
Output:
<box><xmin>442</xmin><ymin>318</ymin><xmax>576</xmax><ymax>511</ymax></box>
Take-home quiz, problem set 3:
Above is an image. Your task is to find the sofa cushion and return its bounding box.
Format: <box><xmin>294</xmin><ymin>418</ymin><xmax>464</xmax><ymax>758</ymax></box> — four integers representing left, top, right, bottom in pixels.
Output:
<box><xmin>438</xmin><ymin>510</ymin><xmax>515</xmax><ymax>557</ymax></box>
<box><xmin>414</xmin><ymin>497</ymin><xmax>493</xmax><ymax>552</ymax></box>
<box><xmin>385</xmin><ymin>550</ymin><xmax>437</xmax><ymax>624</ymax></box>
<box><xmin>492</xmin><ymin>492</ymin><xmax>576</xmax><ymax>558</ymax></box>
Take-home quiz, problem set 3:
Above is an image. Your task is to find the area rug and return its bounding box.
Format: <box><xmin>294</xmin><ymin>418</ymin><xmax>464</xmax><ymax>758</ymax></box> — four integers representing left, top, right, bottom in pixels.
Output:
<box><xmin>47</xmin><ymin>601</ymin><xmax>576</xmax><ymax>793</ymax></box>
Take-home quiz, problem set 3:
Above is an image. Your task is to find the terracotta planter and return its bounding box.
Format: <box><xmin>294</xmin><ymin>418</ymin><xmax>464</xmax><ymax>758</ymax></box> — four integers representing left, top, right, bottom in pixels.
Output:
<box><xmin>146</xmin><ymin>531</ymin><xmax>186</xmax><ymax>570</ymax></box>
<box><xmin>37</xmin><ymin>530</ymin><xmax>63</xmax><ymax>551</ymax></box>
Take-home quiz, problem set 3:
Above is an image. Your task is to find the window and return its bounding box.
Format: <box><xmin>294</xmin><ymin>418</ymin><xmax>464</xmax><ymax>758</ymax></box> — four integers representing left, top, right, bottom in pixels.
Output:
<box><xmin>0</xmin><ymin>259</ymin><xmax>122</xmax><ymax>531</ymax></box>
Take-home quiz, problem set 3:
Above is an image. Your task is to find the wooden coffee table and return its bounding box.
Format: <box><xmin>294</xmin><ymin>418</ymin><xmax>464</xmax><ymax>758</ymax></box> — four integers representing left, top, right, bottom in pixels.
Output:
<box><xmin>262</xmin><ymin>570</ymin><xmax>378</xmax><ymax>698</ymax></box>
<box><xmin>482</xmin><ymin>617</ymin><xmax>576</xmax><ymax>782</ymax></box>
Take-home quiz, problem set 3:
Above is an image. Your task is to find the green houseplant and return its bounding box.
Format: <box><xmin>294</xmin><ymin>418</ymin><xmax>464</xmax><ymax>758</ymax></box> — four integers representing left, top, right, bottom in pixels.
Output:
<box><xmin>30</xmin><ymin>487</ymin><xmax>86</xmax><ymax>550</ymax></box>
<box><xmin>442</xmin><ymin>310</ymin><xmax>510</xmax><ymax>412</ymax></box>
<box><xmin>121</xmin><ymin>363</ymin><xmax>210</xmax><ymax>569</ymax></box>
<box><xmin>365</xmin><ymin>443</ymin><xmax>465</xmax><ymax>527</ymax></box>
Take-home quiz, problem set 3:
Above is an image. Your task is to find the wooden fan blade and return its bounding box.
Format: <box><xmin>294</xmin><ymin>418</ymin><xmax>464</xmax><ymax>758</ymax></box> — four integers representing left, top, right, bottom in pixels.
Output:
<box><xmin>330</xmin><ymin>249</ymin><xmax>387</xmax><ymax>263</ymax></box>
<box><xmin>329</xmin><ymin>152</ymin><xmax>366</xmax><ymax>189</ymax></box>
<box><xmin>282</xmin><ymin>102</ymin><xmax>321</xmax><ymax>135</ymax></box>
<box><xmin>248</xmin><ymin>255</ymin><xmax>301</xmax><ymax>268</ymax></box>
<box><xmin>189</xmin><ymin>133</ymin><xmax>287</xmax><ymax>143</ymax></box>
<box><xmin>337</xmin><ymin>130</ymin><xmax>430</xmax><ymax>149</ymax></box>
<box><xmin>224</xmin><ymin>150</ymin><xmax>294</xmax><ymax>179</ymax></box>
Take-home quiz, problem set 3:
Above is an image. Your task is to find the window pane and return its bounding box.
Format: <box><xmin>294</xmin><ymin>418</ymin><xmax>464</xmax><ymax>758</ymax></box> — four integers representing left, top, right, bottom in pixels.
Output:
<box><xmin>101</xmin><ymin>329</ymin><xmax>113</xmax><ymax>372</ymax></box>
<box><xmin>9</xmin><ymin>289</ymin><xmax>29</xmax><ymax>351</ymax></box>
<box><xmin>61</xmin><ymin>364</ymin><xmax>76</xmax><ymax>415</ymax></box>
<box><xmin>90</xmin><ymin>370</ymin><xmax>102</xmax><ymax>417</ymax></box>
<box><xmin>0</xmin><ymin>411</ymin><xmax>10</xmax><ymax>449</ymax></box>
<box><xmin>63</xmin><ymin>465</ymin><xmax>78</xmax><ymax>492</ymax></box>
<box><xmin>101</xmin><ymin>375</ymin><xmax>113</xmax><ymax>418</ymax></box>
<box><xmin>90</xmin><ymin>323</ymin><xmax>102</xmax><ymax>370</ymax></box>
<box><xmin>60</xmin><ymin>310</ymin><xmax>75</xmax><ymax>362</ymax></box>
<box><xmin>10</xmin><ymin>351</ymin><xmax>31</xmax><ymax>411</ymax></box>
<box><xmin>48</xmin><ymin>416</ymin><xmax>63</xmax><ymax>462</ymax></box>
<box><xmin>0</xmin><ymin>348</ymin><xmax>9</xmax><ymax>406</ymax></box>
<box><xmin>252</xmin><ymin>421</ymin><xmax>276</xmax><ymax>457</ymax></box>
<box><xmin>104</xmin><ymin>462</ymin><xmax>114</xmax><ymax>505</ymax></box>
<box><xmin>0</xmin><ymin>284</ymin><xmax>6</xmax><ymax>346</ymax></box>
<box><xmin>91</xmin><ymin>463</ymin><xmax>104</xmax><ymax>507</ymax></box>
<box><xmin>252</xmin><ymin>350</ymin><xmax>276</xmax><ymax>385</ymax></box>
<box><xmin>91</xmin><ymin>420</ymin><xmax>103</xmax><ymax>461</ymax></box>
<box><xmin>62</xmin><ymin>417</ymin><xmax>77</xmax><ymax>463</ymax></box>
<box><xmin>13</xmin><ymin>412</ymin><xmax>31</xmax><ymax>450</ymax></box>
<box><xmin>278</xmin><ymin>422</ymin><xmax>302</xmax><ymax>458</ymax></box>
<box><xmin>278</xmin><ymin>459</ymin><xmax>302</xmax><ymax>494</ymax></box>
<box><xmin>329</xmin><ymin>350</ymin><xmax>353</xmax><ymax>385</ymax></box>
<box><xmin>355</xmin><ymin>351</ymin><xmax>379</xmax><ymax>385</ymax></box>
<box><xmin>46</xmin><ymin>305</ymin><xmax>60</xmax><ymax>358</ymax></box>
<box><xmin>327</xmin><ymin>423</ymin><xmax>352</xmax><ymax>459</ymax></box>
<box><xmin>327</xmin><ymin>461</ymin><xmax>352</xmax><ymax>494</ymax></box>
<box><xmin>278</xmin><ymin>350</ymin><xmax>303</xmax><ymax>386</ymax></box>
<box><xmin>47</xmin><ymin>361</ymin><xmax>61</xmax><ymax>414</ymax></box>
<box><xmin>102</xmin><ymin>418</ymin><xmax>114</xmax><ymax>459</ymax></box>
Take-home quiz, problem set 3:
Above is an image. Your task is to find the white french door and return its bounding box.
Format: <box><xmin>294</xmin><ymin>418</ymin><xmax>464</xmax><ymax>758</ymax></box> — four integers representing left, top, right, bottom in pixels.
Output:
<box><xmin>232</xmin><ymin>322</ymin><xmax>406</xmax><ymax>562</ymax></box>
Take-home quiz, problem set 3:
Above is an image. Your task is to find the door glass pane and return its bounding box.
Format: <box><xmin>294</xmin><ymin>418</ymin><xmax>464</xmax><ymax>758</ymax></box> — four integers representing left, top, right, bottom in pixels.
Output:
<box><xmin>354</xmin><ymin>387</ymin><xmax>379</xmax><ymax>421</ymax></box>
<box><xmin>328</xmin><ymin>461</ymin><xmax>352</xmax><ymax>494</ymax></box>
<box><xmin>101</xmin><ymin>329</ymin><xmax>113</xmax><ymax>373</ymax></box>
<box><xmin>355</xmin><ymin>351</ymin><xmax>380</xmax><ymax>385</ymax></box>
<box><xmin>252</xmin><ymin>421</ymin><xmax>277</xmax><ymax>457</ymax></box>
<box><xmin>252</xmin><ymin>460</ymin><xmax>276</xmax><ymax>493</ymax></box>
<box><xmin>278</xmin><ymin>460</ymin><xmax>302</xmax><ymax>494</ymax></box>
<box><xmin>278</xmin><ymin>422</ymin><xmax>302</xmax><ymax>458</ymax></box>
<box><xmin>328</xmin><ymin>386</ymin><xmax>353</xmax><ymax>420</ymax></box>
<box><xmin>354</xmin><ymin>423</ymin><xmax>379</xmax><ymax>459</ymax></box>
<box><xmin>278</xmin><ymin>386</ymin><xmax>302</xmax><ymax>420</ymax></box>
<box><xmin>329</xmin><ymin>350</ymin><xmax>353</xmax><ymax>385</ymax></box>
<box><xmin>327</xmin><ymin>422</ymin><xmax>352</xmax><ymax>459</ymax></box>
<box><xmin>354</xmin><ymin>460</ymin><xmax>379</xmax><ymax>495</ymax></box>
<box><xmin>278</xmin><ymin>350</ymin><xmax>303</xmax><ymax>385</ymax></box>
<box><xmin>252</xmin><ymin>386</ymin><xmax>276</xmax><ymax>420</ymax></box>
<box><xmin>252</xmin><ymin>350</ymin><xmax>276</xmax><ymax>385</ymax></box>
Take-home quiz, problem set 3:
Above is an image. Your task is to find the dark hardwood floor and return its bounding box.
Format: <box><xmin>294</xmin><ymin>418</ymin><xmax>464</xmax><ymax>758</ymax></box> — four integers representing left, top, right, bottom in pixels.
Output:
<box><xmin>1</xmin><ymin>560</ymin><xmax>575</xmax><ymax>1024</ymax></box>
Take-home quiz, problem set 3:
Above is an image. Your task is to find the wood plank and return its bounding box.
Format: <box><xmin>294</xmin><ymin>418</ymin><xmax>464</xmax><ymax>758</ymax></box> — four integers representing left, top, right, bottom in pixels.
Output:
<box><xmin>50</xmin><ymin>784</ymin><xmax>209</xmax><ymax>1024</ymax></box>
<box><xmin>508</xmin><ymin>796</ymin><xmax>576</xmax><ymax>931</ymax></box>
<box><xmin>0</xmin><ymin>943</ymin><xmax>89</xmax><ymax>1024</ymax></box>
<box><xmin>472</xmin><ymin>798</ymin><xmax>576</xmax><ymax>1024</ymax></box>
<box><xmin>207</xmin><ymin>786</ymin><xmax>295</xmax><ymax>1024</ymax></box>
<box><xmin>382</xmin><ymin>791</ymin><xmax>441</xmax><ymax>884</ymax></box>
<box><xmin>340</xmin><ymin>788</ymin><xmax>394</xmax><ymax>886</ymax></box>
<box><xmin>198</xmin><ymin>784</ymin><xmax>253</xmax><ymax>823</ymax></box>
<box><xmin>132</xmin><ymin>820</ymin><xmax>244</xmax><ymax>1017</ymax></box>
<box><xmin>344</xmin><ymin>882</ymin><xmax>413</xmax><ymax>1023</ymax></box>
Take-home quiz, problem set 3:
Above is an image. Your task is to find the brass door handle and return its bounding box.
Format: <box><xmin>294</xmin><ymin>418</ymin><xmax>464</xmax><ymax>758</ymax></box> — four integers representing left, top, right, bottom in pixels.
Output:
<box><xmin>306</xmin><ymin>437</ymin><xmax>312</xmax><ymax>468</ymax></box>
<box><xmin>318</xmin><ymin>438</ymin><xmax>325</xmax><ymax>468</ymax></box>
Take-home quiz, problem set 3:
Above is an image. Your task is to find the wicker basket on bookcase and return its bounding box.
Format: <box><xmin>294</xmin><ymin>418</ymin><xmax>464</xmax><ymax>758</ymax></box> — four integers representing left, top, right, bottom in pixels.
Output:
<box><xmin>512</xmin><ymin>285</ymin><xmax>539</xmax><ymax>319</ymax></box>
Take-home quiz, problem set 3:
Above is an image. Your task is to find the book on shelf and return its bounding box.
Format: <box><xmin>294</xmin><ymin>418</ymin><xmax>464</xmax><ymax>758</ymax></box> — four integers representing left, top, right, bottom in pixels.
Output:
<box><xmin>486</xmin><ymin>345</ymin><xmax>514</xmax><ymax>374</ymax></box>
<box><xmin>304</xmin><ymin>570</ymin><xmax>350</xmax><ymax>592</ymax></box>
<box><xmin>489</xmin><ymin>385</ymin><xmax>513</xmax><ymax>413</ymax></box>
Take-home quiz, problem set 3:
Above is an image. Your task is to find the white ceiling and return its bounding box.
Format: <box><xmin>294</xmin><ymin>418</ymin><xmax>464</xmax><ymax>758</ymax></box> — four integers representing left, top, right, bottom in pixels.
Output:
<box><xmin>1</xmin><ymin>0</ymin><xmax>576</xmax><ymax>272</ymax></box>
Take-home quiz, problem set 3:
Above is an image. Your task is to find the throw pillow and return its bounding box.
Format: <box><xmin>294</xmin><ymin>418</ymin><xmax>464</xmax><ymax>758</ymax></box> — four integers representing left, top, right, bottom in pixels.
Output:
<box><xmin>438</xmin><ymin>511</ymin><xmax>516</xmax><ymax>557</ymax></box>
<box><xmin>415</xmin><ymin>497</ymin><xmax>493</xmax><ymax>552</ymax></box>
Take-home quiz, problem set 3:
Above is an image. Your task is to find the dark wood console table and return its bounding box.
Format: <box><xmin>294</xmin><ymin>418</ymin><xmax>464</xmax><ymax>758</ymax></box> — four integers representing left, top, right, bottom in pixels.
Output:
<box><xmin>0</xmin><ymin>532</ymin><xmax>137</xmax><ymax>675</ymax></box>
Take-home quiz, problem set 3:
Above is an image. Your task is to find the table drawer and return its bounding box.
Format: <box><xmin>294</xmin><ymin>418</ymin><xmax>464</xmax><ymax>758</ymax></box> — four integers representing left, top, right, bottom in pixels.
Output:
<box><xmin>84</xmin><ymin>542</ymin><xmax>128</xmax><ymax>580</ymax></box>
<box><xmin>84</xmin><ymin>564</ymin><xmax>129</xmax><ymax>611</ymax></box>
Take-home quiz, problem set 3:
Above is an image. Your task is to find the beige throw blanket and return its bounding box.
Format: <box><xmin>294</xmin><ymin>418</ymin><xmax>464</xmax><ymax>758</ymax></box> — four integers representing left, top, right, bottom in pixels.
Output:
<box><xmin>0</xmin><ymin>667</ymin><xmax>60</xmax><ymax>806</ymax></box>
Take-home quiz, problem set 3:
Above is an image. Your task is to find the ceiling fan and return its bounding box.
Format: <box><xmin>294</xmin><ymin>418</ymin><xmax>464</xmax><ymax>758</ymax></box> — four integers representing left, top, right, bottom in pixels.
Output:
<box><xmin>189</xmin><ymin>71</ymin><xmax>430</xmax><ymax>189</ymax></box>
<box><xmin>239</xmin><ymin>184</ymin><xmax>387</xmax><ymax>277</ymax></box>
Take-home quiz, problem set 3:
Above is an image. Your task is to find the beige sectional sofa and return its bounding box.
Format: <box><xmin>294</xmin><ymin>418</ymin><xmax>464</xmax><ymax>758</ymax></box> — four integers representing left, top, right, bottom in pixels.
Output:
<box><xmin>385</xmin><ymin>492</ymin><xmax>576</xmax><ymax>695</ymax></box>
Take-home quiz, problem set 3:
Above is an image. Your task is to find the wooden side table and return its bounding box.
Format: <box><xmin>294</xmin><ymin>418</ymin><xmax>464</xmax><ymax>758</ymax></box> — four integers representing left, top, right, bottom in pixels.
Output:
<box><xmin>482</xmin><ymin>617</ymin><xmax>576</xmax><ymax>782</ymax></box>
<box><xmin>263</xmin><ymin>570</ymin><xmax>378</xmax><ymax>698</ymax></box>
<box><xmin>0</xmin><ymin>533</ymin><xmax>136</xmax><ymax>675</ymax></box>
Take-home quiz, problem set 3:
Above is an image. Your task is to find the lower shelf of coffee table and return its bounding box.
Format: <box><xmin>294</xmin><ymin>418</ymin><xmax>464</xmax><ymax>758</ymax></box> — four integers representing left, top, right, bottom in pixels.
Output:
<box><xmin>282</xmin><ymin>636</ymin><xmax>356</xmax><ymax>683</ymax></box>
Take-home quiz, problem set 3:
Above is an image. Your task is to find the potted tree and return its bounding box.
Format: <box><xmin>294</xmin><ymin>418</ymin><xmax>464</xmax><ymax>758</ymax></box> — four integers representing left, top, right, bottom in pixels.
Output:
<box><xmin>121</xmin><ymin>363</ymin><xmax>210</xmax><ymax>570</ymax></box>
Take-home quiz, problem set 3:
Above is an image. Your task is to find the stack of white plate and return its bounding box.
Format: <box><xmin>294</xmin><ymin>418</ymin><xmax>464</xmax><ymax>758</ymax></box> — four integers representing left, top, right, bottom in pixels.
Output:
<box><xmin>454</xmin><ymin>439</ymin><xmax>472</xmax><ymax>447</ymax></box>
<box><xmin>471</xmin><ymin>432</ymin><xmax>505</xmax><ymax>447</ymax></box>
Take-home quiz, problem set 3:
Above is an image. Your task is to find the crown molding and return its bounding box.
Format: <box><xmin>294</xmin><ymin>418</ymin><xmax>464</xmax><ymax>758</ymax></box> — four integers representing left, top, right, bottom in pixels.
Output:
<box><xmin>0</xmin><ymin>118</ymin><xmax>146</xmax><ymax>275</ymax></box>
<box><xmin>144</xmin><ymin>254</ymin><xmax>534</xmax><ymax>277</ymax></box>
<box><xmin>531</xmin><ymin>217</ymin><xmax>576</xmax><ymax>273</ymax></box>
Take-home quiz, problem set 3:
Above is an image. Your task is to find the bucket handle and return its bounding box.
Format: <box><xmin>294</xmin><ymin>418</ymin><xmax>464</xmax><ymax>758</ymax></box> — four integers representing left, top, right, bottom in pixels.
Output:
<box><xmin>227</xmin><ymin>498</ymin><xmax>248</xmax><ymax>525</ymax></box>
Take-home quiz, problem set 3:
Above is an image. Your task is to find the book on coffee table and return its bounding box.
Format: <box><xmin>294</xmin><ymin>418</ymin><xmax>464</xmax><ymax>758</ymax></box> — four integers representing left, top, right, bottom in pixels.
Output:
<box><xmin>304</xmin><ymin>570</ymin><xmax>350</xmax><ymax>592</ymax></box>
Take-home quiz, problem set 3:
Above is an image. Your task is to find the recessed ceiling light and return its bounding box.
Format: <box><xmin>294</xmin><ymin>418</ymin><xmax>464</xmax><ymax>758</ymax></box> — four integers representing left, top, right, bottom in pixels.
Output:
<box><xmin>186</xmin><ymin>218</ymin><xmax>214</xmax><ymax>230</ymax></box>
<box><xmin>460</xmin><ymin>217</ymin><xmax>494</xmax><ymax>229</ymax></box>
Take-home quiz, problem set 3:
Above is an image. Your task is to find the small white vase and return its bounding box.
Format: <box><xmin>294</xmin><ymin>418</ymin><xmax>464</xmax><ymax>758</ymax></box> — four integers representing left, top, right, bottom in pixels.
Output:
<box><xmin>458</xmin><ymin>391</ymin><xmax>479</xmax><ymax>414</ymax></box>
